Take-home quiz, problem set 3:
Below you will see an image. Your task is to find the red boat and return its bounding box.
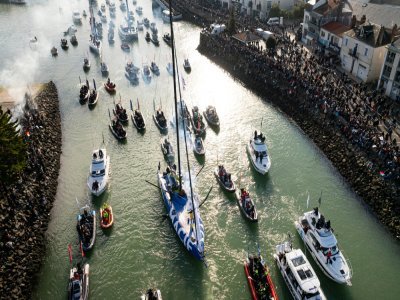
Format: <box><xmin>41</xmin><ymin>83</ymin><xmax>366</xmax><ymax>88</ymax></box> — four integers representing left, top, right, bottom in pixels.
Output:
<box><xmin>244</xmin><ymin>253</ymin><xmax>279</xmax><ymax>300</ymax></box>
<box><xmin>104</xmin><ymin>79</ymin><xmax>116</xmax><ymax>93</ymax></box>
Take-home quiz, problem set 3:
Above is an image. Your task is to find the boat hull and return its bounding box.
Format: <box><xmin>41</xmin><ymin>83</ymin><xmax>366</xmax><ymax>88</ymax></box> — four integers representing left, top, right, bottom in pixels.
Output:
<box><xmin>88</xmin><ymin>92</ymin><xmax>99</xmax><ymax>108</ymax></box>
<box><xmin>100</xmin><ymin>206</ymin><xmax>114</xmax><ymax>229</ymax></box>
<box><xmin>132</xmin><ymin>113</ymin><xmax>146</xmax><ymax>131</ymax></box>
<box><xmin>246</xmin><ymin>143</ymin><xmax>269</xmax><ymax>175</ymax></box>
<box><xmin>104</xmin><ymin>83</ymin><xmax>116</xmax><ymax>93</ymax></box>
<box><xmin>153</xmin><ymin>115</ymin><xmax>168</xmax><ymax>131</ymax></box>
<box><xmin>214</xmin><ymin>169</ymin><xmax>236</xmax><ymax>193</ymax></box>
<box><xmin>109</xmin><ymin>124</ymin><xmax>127</xmax><ymax>140</ymax></box>
<box><xmin>235</xmin><ymin>191</ymin><xmax>258</xmax><ymax>222</ymax></box>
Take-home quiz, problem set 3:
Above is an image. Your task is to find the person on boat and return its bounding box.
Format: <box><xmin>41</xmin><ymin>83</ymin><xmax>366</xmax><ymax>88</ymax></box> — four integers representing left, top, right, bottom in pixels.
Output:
<box><xmin>326</xmin><ymin>249</ymin><xmax>332</xmax><ymax>264</ymax></box>
<box><xmin>254</xmin><ymin>130</ymin><xmax>258</xmax><ymax>140</ymax></box>
<box><xmin>259</xmin><ymin>152</ymin><xmax>263</xmax><ymax>162</ymax></box>
<box><xmin>107</xmin><ymin>77</ymin><xmax>110</xmax><ymax>85</ymax></box>
<box><xmin>93</xmin><ymin>153</ymin><xmax>97</xmax><ymax>159</ymax></box>
<box><xmin>102</xmin><ymin>209</ymin><xmax>109</xmax><ymax>225</ymax></box>
<box><xmin>255</xmin><ymin>151</ymin><xmax>259</xmax><ymax>161</ymax></box>
<box><xmin>99</xmin><ymin>149</ymin><xmax>103</xmax><ymax>159</ymax></box>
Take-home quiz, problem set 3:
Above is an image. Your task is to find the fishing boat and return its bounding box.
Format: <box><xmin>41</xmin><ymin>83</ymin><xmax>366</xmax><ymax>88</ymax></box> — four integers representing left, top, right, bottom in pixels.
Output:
<box><xmin>104</xmin><ymin>78</ymin><xmax>116</xmax><ymax>93</ymax></box>
<box><xmin>274</xmin><ymin>240</ymin><xmax>327</xmax><ymax>300</ymax></box>
<box><xmin>156</xmin><ymin>1</ymin><xmax>205</xmax><ymax>262</ymax></box>
<box><xmin>163</xmin><ymin>33</ymin><xmax>172</xmax><ymax>46</ymax></box>
<box><xmin>101</xmin><ymin>62</ymin><xmax>109</xmax><ymax>75</ymax></box>
<box><xmin>203</xmin><ymin>105</ymin><xmax>220</xmax><ymax>127</ymax></box>
<box><xmin>235</xmin><ymin>188</ymin><xmax>258</xmax><ymax>222</ymax></box>
<box><xmin>142</xmin><ymin>64</ymin><xmax>152</xmax><ymax>81</ymax></box>
<box><xmin>153</xmin><ymin>108</ymin><xmax>168</xmax><ymax>131</ymax></box>
<box><xmin>61</xmin><ymin>38</ymin><xmax>69</xmax><ymax>50</ymax></box>
<box><xmin>150</xmin><ymin>32</ymin><xmax>159</xmax><ymax>46</ymax></box>
<box><xmin>88</xmin><ymin>80</ymin><xmax>99</xmax><ymax>108</ymax></box>
<box><xmin>113</xmin><ymin>103</ymin><xmax>129</xmax><ymax>124</ymax></box>
<box><xmin>87</xmin><ymin>148</ymin><xmax>110</xmax><ymax>196</ymax></box>
<box><xmin>72</xmin><ymin>10</ymin><xmax>82</xmax><ymax>24</ymax></box>
<box><xmin>83</xmin><ymin>58</ymin><xmax>91</xmax><ymax>71</ymax></box>
<box><xmin>214</xmin><ymin>165</ymin><xmax>236</xmax><ymax>192</ymax></box>
<box><xmin>135</xmin><ymin>6</ymin><xmax>143</xmax><ymax>14</ymax></box>
<box><xmin>131</xmin><ymin>99</ymin><xmax>146</xmax><ymax>131</ymax></box>
<box><xmin>150</xmin><ymin>22</ymin><xmax>158</xmax><ymax>34</ymax></box>
<box><xmin>145</xmin><ymin>31</ymin><xmax>151</xmax><ymax>42</ymax></box>
<box><xmin>70</xmin><ymin>34</ymin><xmax>78</xmax><ymax>46</ymax></box>
<box><xmin>100</xmin><ymin>203</ymin><xmax>114</xmax><ymax>229</ymax></box>
<box><xmin>89</xmin><ymin>7</ymin><xmax>102</xmax><ymax>54</ymax></box>
<box><xmin>150</xmin><ymin>62</ymin><xmax>160</xmax><ymax>75</ymax></box>
<box><xmin>244</xmin><ymin>250</ymin><xmax>279</xmax><ymax>300</ymax></box>
<box><xmin>143</xmin><ymin>17</ymin><xmax>150</xmax><ymax>27</ymax></box>
<box><xmin>247</xmin><ymin>130</ymin><xmax>271</xmax><ymax>175</ymax></box>
<box><xmin>79</xmin><ymin>79</ymin><xmax>90</xmax><ymax>104</ymax></box>
<box><xmin>141</xmin><ymin>289</ymin><xmax>162</xmax><ymax>300</ymax></box>
<box><xmin>161</xmin><ymin>138</ymin><xmax>174</xmax><ymax>165</ymax></box>
<box><xmin>192</xmin><ymin>135</ymin><xmax>205</xmax><ymax>156</ymax></box>
<box><xmin>191</xmin><ymin>106</ymin><xmax>206</xmax><ymax>136</ymax></box>
<box><xmin>76</xmin><ymin>207</ymin><xmax>96</xmax><ymax>252</ymax></box>
<box><xmin>51</xmin><ymin>46</ymin><xmax>58</xmax><ymax>56</ymax></box>
<box><xmin>295</xmin><ymin>207</ymin><xmax>353</xmax><ymax>285</ymax></box>
<box><xmin>67</xmin><ymin>263</ymin><xmax>89</xmax><ymax>300</ymax></box>
<box><xmin>109</xmin><ymin>119</ymin><xmax>127</xmax><ymax>140</ymax></box>
<box><xmin>183</xmin><ymin>58</ymin><xmax>191</xmax><ymax>72</ymax></box>
<box><xmin>121</xmin><ymin>43</ymin><xmax>131</xmax><ymax>51</ymax></box>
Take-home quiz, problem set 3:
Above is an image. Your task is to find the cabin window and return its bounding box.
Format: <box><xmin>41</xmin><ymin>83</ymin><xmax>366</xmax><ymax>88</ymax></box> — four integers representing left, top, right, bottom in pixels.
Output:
<box><xmin>291</xmin><ymin>256</ymin><xmax>306</xmax><ymax>267</ymax></box>
<box><xmin>297</xmin><ymin>268</ymin><xmax>314</xmax><ymax>281</ymax></box>
<box><xmin>364</xmin><ymin>48</ymin><xmax>368</xmax><ymax>56</ymax></box>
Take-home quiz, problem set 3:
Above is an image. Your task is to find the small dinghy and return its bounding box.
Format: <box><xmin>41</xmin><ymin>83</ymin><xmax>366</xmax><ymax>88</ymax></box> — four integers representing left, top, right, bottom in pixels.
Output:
<box><xmin>183</xmin><ymin>58</ymin><xmax>191</xmax><ymax>72</ymax></box>
<box><xmin>163</xmin><ymin>33</ymin><xmax>171</xmax><ymax>46</ymax></box>
<box><xmin>70</xmin><ymin>34</ymin><xmax>78</xmax><ymax>46</ymax></box>
<box><xmin>192</xmin><ymin>135</ymin><xmax>205</xmax><ymax>156</ymax></box>
<box><xmin>104</xmin><ymin>78</ymin><xmax>116</xmax><ymax>93</ymax></box>
<box><xmin>141</xmin><ymin>288</ymin><xmax>162</xmax><ymax>300</ymax></box>
<box><xmin>235</xmin><ymin>188</ymin><xmax>258</xmax><ymax>222</ymax></box>
<box><xmin>51</xmin><ymin>46</ymin><xmax>58</xmax><ymax>56</ymax></box>
<box><xmin>101</xmin><ymin>62</ymin><xmax>109</xmax><ymax>76</ymax></box>
<box><xmin>100</xmin><ymin>203</ymin><xmax>114</xmax><ymax>229</ymax></box>
<box><xmin>203</xmin><ymin>105</ymin><xmax>220</xmax><ymax>127</ymax></box>
<box><xmin>150</xmin><ymin>62</ymin><xmax>160</xmax><ymax>75</ymax></box>
<box><xmin>244</xmin><ymin>251</ymin><xmax>279</xmax><ymax>300</ymax></box>
<box><xmin>131</xmin><ymin>99</ymin><xmax>146</xmax><ymax>131</ymax></box>
<box><xmin>191</xmin><ymin>106</ymin><xmax>206</xmax><ymax>135</ymax></box>
<box><xmin>61</xmin><ymin>38</ymin><xmax>69</xmax><ymax>50</ymax></box>
<box><xmin>113</xmin><ymin>103</ymin><xmax>129</xmax><ymax>124</ymax></box>
<box><xmin>76</xmin><ymin>207</ymin><xmax>96</xmax><ymax>252</ymax></box>
<box><xmin>109</xmin><ymin>119</ymin><xmax>127</xmax><ymax>140</ymax></box>
<box><xmin>88</xmin><ymin>84</ymin><xmax>99</xmax><ymax>108</ymax></box>
<box><xmin>79</xmin><ymin>79</ymin><xmax>90</xmax><ymax>104</ymax></box>
<box><xmin>214</xmin><ymin>165</ymin><xmax>236</xmax><ymax>192</ymax></box>
<box><xmin>153</xmin><ymin>108</ymin><xmax>168</xmax><ymax>131</ymax></box>
<box><xmin>161</xmin><ymin>138</ymin><xmax>175</xmax><ymax>165</ymax></box>
<box><xmin>68</xmin><ymin>262</ymin><xmax>89</xmax><ymax>300</ymax></box>
<box><xmin>145</xmin><ymin>31</ymin><xmax>151</xmax><ymax>42</ymax></box>
<box><xmin>87</xmin><ymin>148</ymin><xmax>110</xmax><ymax>196</ymax></box>
<box><xmin>121</xmin><ymin>43</ymin><xmax>130</xmax><ymax>51</ymax></box>
<box><xmin>83</xmin><ymin>58</ymin><xmax>91</xmax><ymax>71</ymax></box>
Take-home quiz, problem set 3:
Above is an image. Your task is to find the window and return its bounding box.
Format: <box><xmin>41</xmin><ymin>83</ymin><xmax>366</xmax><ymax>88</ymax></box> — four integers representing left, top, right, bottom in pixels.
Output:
<box><xmin>345</xmin><ymin>38</ymin><xmax>348</xmax><ymax>46</ymax></box>
<box><xmin>321</xmin><ymin>30</ymin><xmax>325</xmax><ymax>38</ymax></box>
<box><xmin>386</xmin><ymin>51</ymin><xmax>396</xmax><ymax>64</ymax></box>
<box><xmin>395</xmin><ymin>71</ymin><xmax>400</xmax><ymax>83</ymax></box>
<box><xmin>291</xmin><ymin>256</ymin><xmax>306</xmax><ymax>267</ymax></box>
<box><xmin>364</xmin><ymin>48</ymin><xmax>368</xmax><ymax>56</ymax></box>
<box><xmin>383</xmin><ymin>65</ymin><xmax>392</xmax><ymax>78</ymax></box>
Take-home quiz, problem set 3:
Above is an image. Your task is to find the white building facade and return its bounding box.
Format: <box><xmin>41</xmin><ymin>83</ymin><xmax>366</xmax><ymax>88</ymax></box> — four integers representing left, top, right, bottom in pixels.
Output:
<box><xmin>377</xmin><ymin>40</ymin><xmax>400</xmax><ymax>101</ymax></box>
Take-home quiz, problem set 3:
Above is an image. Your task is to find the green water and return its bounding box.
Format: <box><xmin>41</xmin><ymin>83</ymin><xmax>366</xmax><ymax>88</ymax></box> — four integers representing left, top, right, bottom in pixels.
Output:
<box><xmin>1</xmin><ymin>1</ymin><xmax>399</xmax><ymax>299</ymax></box>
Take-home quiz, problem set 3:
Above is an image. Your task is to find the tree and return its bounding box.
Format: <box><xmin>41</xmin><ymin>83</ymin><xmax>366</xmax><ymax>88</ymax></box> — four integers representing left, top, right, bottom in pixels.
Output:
<box><xmin>268</xmin><ymin>3</ymin><xmax>282</xmax><ymax>18</ymax></box>
<box><xmin>0</xmin><ymin>107</ymin><xmax>26</xmax><ymax>185</ymax></box>
<box><xmin>227</xmin><ymin>8</ymin><xmax>236</xmax><ymax>35</ymax></box>
<box><xmin>266</xmin><ymin>36</ymin><xmax>277</xmax><ymax>50</ymax></box>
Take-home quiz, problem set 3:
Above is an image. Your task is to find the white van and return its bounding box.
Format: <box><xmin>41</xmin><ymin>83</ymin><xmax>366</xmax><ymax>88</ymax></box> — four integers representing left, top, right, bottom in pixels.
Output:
<box><xmin>267</xmin><ymin>17</ymin><xmax>280</xmax><ymax>26</ymax></box>
<box><xmin>210</xmin><ymin>23</ymin><xmax>226</xmax><ymax>35</ymax></box>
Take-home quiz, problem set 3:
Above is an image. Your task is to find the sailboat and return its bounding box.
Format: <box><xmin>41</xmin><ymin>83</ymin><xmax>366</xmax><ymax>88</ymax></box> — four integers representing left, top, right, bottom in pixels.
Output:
<box><xmin>89</xmin><ymin>6</ymin><xmax>102</xmax><ymax>54</ymax></box>
<box><xmin>156</xmin><ymin>1</ymin><xmax>205</xmax><ymax>262</ymax></box>
<box><xmin>118</xmin><ymin>0</ymin><xmax>138</xmax><ymax>41</ymax></box>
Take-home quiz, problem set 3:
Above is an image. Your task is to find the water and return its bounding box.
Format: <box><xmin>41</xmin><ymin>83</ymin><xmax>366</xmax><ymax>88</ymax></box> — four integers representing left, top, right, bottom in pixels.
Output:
<box><xmin>1</xmin><ymin>1</ymin><xmax>400</xmax><ymax>299</ymax></box>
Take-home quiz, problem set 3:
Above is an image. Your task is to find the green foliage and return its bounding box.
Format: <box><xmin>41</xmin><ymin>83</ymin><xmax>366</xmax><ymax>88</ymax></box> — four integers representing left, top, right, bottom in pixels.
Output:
<box><xmin>0</xmin><ymin>106</ymin><xmax>26</xmax><ymax>184</ymax></box>
<box><xmin>268</xmin><ymin>2</ymin><xmax>305</xmax><ymax>20</ymax></box>
<box><xmin>227</xmin><ymin>8</ymin><xmax>236</xmax><ymax>35</ymax></box>
<box><xmin>266</xmin><ymin>37</ymin><xmax>277</xmax><ymax>50</ymax></box>
<box><xmin>268</xmin><ymin>3</ymin><xmax>282</xmax><ymax>18</ymax></box>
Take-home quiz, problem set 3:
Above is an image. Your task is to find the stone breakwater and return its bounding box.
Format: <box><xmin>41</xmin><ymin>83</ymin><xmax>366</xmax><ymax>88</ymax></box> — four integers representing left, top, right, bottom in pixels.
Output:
<box><xmin>0</xmin><ymin>82</ymin><xmax>61</xmax><ymax>299</ymax></box>
<box><xmin>198</xmin><ymin>33</ymin><xmax>400</xmax><ymax>240</ymax></box>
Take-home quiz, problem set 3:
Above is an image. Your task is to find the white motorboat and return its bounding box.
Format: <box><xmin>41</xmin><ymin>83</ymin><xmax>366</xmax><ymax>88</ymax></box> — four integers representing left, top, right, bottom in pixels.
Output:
<box><xmin>150</xmin><ymin>32</ymin><xmax>159</xmax><ymax>46</ymax></box>
<box><xmin>192</xmin><ymin>135</ymin><xmax>205</xmax><ymax>156</ymax></box>
<box><xmin>142</xmin><ymin>64</ymin><xmax>152</xmax><ymax>81</ymax></box>
<box><xmin>87</xmin><ymin>148</ymin><xmax>110</xmax><ymax>197</ymax></box>
<box><xmin>274</xmin><ymin>241</ymin><xmax>327</xmax><ymax>300</ymax></box>
<box><xmin>119</xmin><ymin>23</ymin><xmax>138</xmax><ymax>40</ymax></box>
<box><xmin>162</xmin><ymin>9</ymin><xmax>171</xmax><ymax>23</ymax></box>
<box><xmin>295</xmin><ymin>207</ymin><xmax>353</xmax><ymax>285</ymax></box>
<box><xmin>126</xmin><ymin>10</ymin><xmax>135</xmax><ymax>22</ymax></box>
<box><xmin>166</xmin><ymin>62</ymin><xmax>173</xmax><ymax>75</ymax></box>
<box><xmin>135</xmin><ymin>6</ymin><xmax>143</xmax><ymax>14</ymax></box>
<box><xmin>72</xmin><ymin>10</ymin><xmax>82</xmax><ymax>24</ymax></box>
<box><xmin>150</xmin><ymin>22</ymin><xmax>158</xmax><ymax>34</ymax></box>
<box><xmin>137</xmin><ymin>20</ymin><xmax>144</xmax><ymax>31</ymax></box>
<box><xmin>247</xmin><ymin>130</ymin><xmax>271</xmax><ymax>175</ymax></box>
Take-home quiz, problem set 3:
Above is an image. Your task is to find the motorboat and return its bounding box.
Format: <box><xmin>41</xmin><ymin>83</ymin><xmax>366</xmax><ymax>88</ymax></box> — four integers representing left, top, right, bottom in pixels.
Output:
<box><xmin>191</xmin><ymin>106</ymin><xmax>206</xmax><ymax>136</ymax></box>
<box><xmin>192</xmin><ymin>135</ymin><xmax>205</xmax><ymax>156</ymax></box>
<box><xmin>83</xmin><ymin>58</ymin><xmax>91</xmax><ymax>71</ymax></box>
<box><xmin>153</xmin><ymin>108</ymin><xmax>168</xmax><ymax>131</ymax></box>
<box><xmin>247</xmin><ymin>130</ymin><xmax>271</xmax><ymax>175</ymax></box>
<box><xmin>235</xmin><ymin>188</ymin><xmax>258</xmax><ymax>222</ymax></box>
<box><xmin>76</xmin><ymin>207</ymin><xmax>96</xmax><ymax>252</ymax></box>
<box><xmin>70</xmin><ymin>34</ymin><xmax>78</xmax><ymax>46</ymax></box>
<box><xmin>121</xmin><ymin>43</ymin><xmax>131</xmax><ymax>51</ymax></box>
<box><xmin>72</xmin><ymin>10</ymin><xmax>82</xmax><ymax>24</ymax></box>
<box><xmin>51</xmin><ymin>47</ymin><xmax>58</xmax><ymax>56</ymax></box>
<box><xmin>150</xmin><ymin>22</ymin><xmax>157</xmax><ymax>34</ymax></box>
<box><xmin>143</xmin><ymin>18</ymin><xmax>150</xmax><ymax>27</ymax></box>
<box><xmin>244</xmin><ymin>251</ymin><xmax>279</xmax><ymax>300</ymax></box>
<box><xmin>150</xmin><ymin>62</ymin><xmax>160</xmax><ymax>75</ymax></box>
<box><xmin>141</xmin><ymin>288</ymin><xmax>162</xmax><ymax>300</ymax></box>
<box><xmin>125</xmin><ymin>70</ymin><xmax>139</xmax><ymax>84</ymax></box>
<box><xmin>67</xmin><ymin>263</ymin><xmax>89</xmax><ymax>300</ymax></box>
<box><xmin>60</xmin><ymin>38</ymin><xmax>69</xmax><ymax>50</ymax></box>
<box><xmin>68</xmin><ymin>25</ymin><xmax>78</xmax><ymax>34</ymax></box>
<box><xmin>79</xmin><ymin>79</ymin><xmax>90</xmax><ymax>104</ymax></box>
<box><xmin>100</xmin><ymin>203</ymin><xmax>113</xmax><ymax>229</ymax></box>
<box><xmin>126</xmin><ymin>61</ymin><xmax>140</xmax><ymax>74</ymax></box>
<box><xmin>119</xmin><ymin>23</ymin><xmax>138</xmax><ymax>41</ymax></box>
<box><xmin>109</xmin><ymin>20</ymin><xmax>115</xmax><ymax>29</ymax></box>
<box><xmin>166</xmin><ymin>62</ymin><xmax>173</xmax><ymax>75</ymax></box>
<box><xmin>274</xmin><ymin>241</ymin><xmax>327</xmax><ymax>300</ymax></box>
<box><xmin>137</xmin><ymin>20</ymin><xmax>144</xmax><ymax>31</ymax></box>
<box><xmin>101</xmin><ymin>14</ymin><xmax>107</xmax><ymax>23</ymax></box>
<box><xmin>120</xmin><ymin>1</ymin><xmax>127</xmax><ymax>11</ymax></box>
<box><xmin>113</xmin><ymin>103</ymin><xmax>129</xmax><ymax>124</ymax></box>
<box><xmin>295</xmin><ymin>207</ymin><xmax>353</xmax><ymax>285</ymax></box>
<box><xmin>101</xmin><ymin>62</ymin><xmax>109</xmax><ymax>76</ymax></box>
<box><xmin>150</xmin><ymin>33</ymin><xmax>159</xmax><ymax>46</ymax></box>
<box><xmin>109</xmin><ymin>2</ymin><xmax>116</xmax><ymax>11</ymax></box>
<box><xmin>88</xmin><ymin>88</ymin><xmax>99</xmax><ymax>108</ymax></box>
<box><xmin>82</xmin><ymin>10</ymin><xmax>87</xmax><ymax>17</ymax></box>
<box><xmin>135</xmin><ymin>6</ymin><xmax>143</xmax><ymax>14</ymax></box>
<box><xmin>87</xmin><ymin>148</ymin><xmax>110</xmax><ymax>196</ymax></box>
<box><xmin>98</xmin><ymin>9</ymin><xmax>103</xmax><ymax>16</ymax></box>
<box><xmin>203</xmin><ymin>105</ymin><xmax>219</xmax><ymax>127</ymax></box>
<box><xmin>109</xmin><ymin>119</ymin><xmax>127</xmax><ymax>140</ymax></box>
<box><xmin>104</xmin><ymin>78</ymin><xmax>116</xmax><ymax>93</ymax></box>
<box><xmin>145</xmin><ymin>31</ymin><xmax>151</xmax><ymax>42</ymax></box>
<box><xmin>177</xmin><ymin>100</ymin><xmax>191</xmax><ymax>131</ymax></box>
<box><xmin>142</xmin><ymin>64</ymin><xmax>152</xmax><ymax>81</ymax></box>
<box><xmin>96</xmin><ymin>22</ymin><xmax>103</xmax><ymax>33</ymax></box>
<box><xmin>101</xmin><ymin>3</ymin><xmax>106</xmax><ymax>12</ymax></box>
<box><xmin>89</xmin><ymin>36</ymin><xmax>102</xmax><ymax>54</ymax></box>
<box><xmin>132</xmin><ymin>0</ymin><xmax>137</xmax><ymax>4</ymax></box>
<box><xmin>161</xmin><ymin>138</ymin><xmax>175</xmax><ymax>165</ymax></box>
<box><xmin>183</xmin><ymin>58</ymin><xmax>191</xmax><ymax>72</ymax></box>
<box><xmin>89</xmin><ymin>11</ymin><xmax>102</xmax><ymax>55</ymax></box>
<box><xmin>163</xmin><ymin>33</ymin><xmax>171</xmax><ymax>46</ymax></box>
<box><xmin>161</xmin><ymin>9</ymin><xmax>171</xmax><ymax>23</ymax></box>
<box><xmin>108</xmin><ymin>30</ymin><xmax>115</xmax><ymax>43</ymax></box>
<box><xmin>131</xmin><ymin>100</ymin><xmax>146</xmax><ymax>131</ymax></box>
<box><xmin>214</xmin><ymin>165</ymin><xmax>236</xmax><ymax>193</ymax></box>
<box><xmin>110</xmin><ymin>10</ymin><xmax>116</xmax><ymax>18</ymax></box>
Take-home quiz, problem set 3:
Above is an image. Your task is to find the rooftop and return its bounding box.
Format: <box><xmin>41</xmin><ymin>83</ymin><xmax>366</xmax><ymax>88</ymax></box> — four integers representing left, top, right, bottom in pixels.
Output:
<box><xmin>232</xmin><ymin>31</ymin><xmax>261</xmax><ymax>44</ymax></box>
<box><xmin>321</xmin><ymin>21</ymin><xmax>351</xmax><ymax>37</ymax></box>
<box><xmin>313</xmin><ymin>0</ymin><xmax>341</xmax><ymax>15</ymax></box>
<box><xmin>344</xmin><ymin>22</ymin><xmax>393</xmax><ymax>48</ymax></box>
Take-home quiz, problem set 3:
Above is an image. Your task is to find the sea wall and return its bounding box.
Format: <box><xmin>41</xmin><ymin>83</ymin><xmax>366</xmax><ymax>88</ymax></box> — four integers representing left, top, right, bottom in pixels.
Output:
<box><xmin>197</xmin><ymin>32</ymin><xmax>400</xmax><ymax>240</ymax></box>
<box><xmin>0</xmin><ymin>81</ymin><xmax>61</xmax><ymax>299</ymax></box>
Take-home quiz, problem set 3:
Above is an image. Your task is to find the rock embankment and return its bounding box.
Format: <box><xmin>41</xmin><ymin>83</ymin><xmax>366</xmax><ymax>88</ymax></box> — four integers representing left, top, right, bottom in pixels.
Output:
<box><xmin>0</xmin><ymin>81</ymin><xmax>62</xmax><ymax>299</ymax></box>
<box><xmin>198</xmin><ymin>33</ymin><xmax>400</xmax><ymax>240</ymax></box>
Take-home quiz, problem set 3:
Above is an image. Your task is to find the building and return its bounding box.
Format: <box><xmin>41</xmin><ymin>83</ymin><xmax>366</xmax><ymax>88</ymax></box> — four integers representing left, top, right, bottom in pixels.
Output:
<box><xmin>319</xmin><ymin>21</ymin><xmax>350</xmax><ymax>53</ymax></box>
<box><xmin>340</xmin><ymin>22</ymin><xmax>394</xmax><ymax>82</ymax></box>
<box><xmin>302</xmin><ymin>0</ymin><xmax>352</xmax><ymax>45</ymax></box>
<box><xmin>222</xmin><ymin>0</ymin><xmax>299</xmax><ymax>19</ymax></box>
<box><xmin>377</xmin><ymin>39</ymin><xmax>400</xmax><ymax>100</ymax></box>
